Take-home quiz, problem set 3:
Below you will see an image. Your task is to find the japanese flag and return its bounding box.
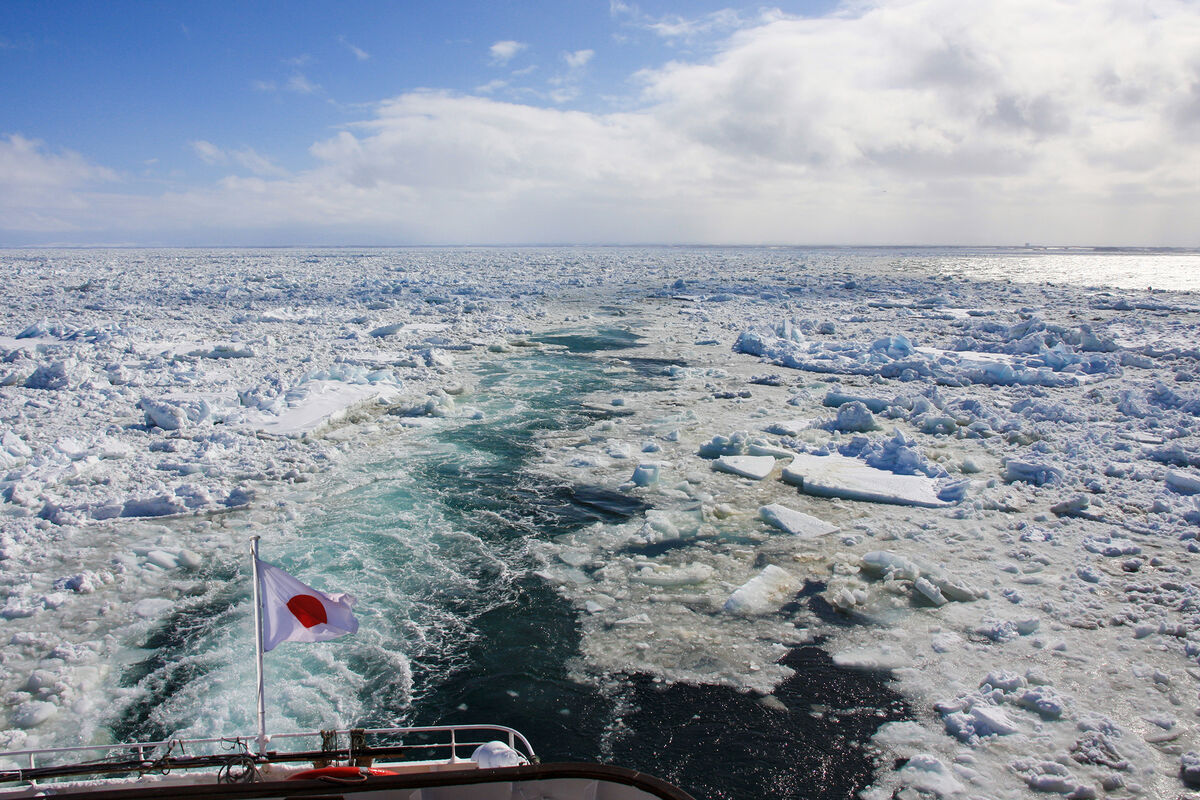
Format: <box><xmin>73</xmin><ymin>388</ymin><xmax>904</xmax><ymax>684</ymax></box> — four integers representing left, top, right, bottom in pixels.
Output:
<box><xmin>256</xmin><ymin>558</ymin><xmax>359</xmax><ymax>651</ymax></box>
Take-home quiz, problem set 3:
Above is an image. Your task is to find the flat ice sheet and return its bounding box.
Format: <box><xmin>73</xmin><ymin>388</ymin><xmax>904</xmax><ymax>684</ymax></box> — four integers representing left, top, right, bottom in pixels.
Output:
<box><xmin>759</xmin><ymin>503</ymin><xmax>839</xmax><ymax>538</ymax></box>
<box><xmin>251</xmin><ymin>381</ymin><xmax>399</xmax><ymax>438</ymax></box>
<box><xmin>713</xmin><ymin>454</ymin><xmax>778</xmax><ymax>480</ymax></box>
<box><xmin>781</xmin><ymin>453</ymin><xmax>950</xmax><ymax>507</ymax></box>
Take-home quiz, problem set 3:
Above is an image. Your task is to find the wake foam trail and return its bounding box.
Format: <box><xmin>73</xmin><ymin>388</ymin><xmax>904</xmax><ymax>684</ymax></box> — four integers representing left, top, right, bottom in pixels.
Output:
<box><xmin>105</xmin><ymin>344</ymin><xmax>650</xmax><ymax>745</ymax></box>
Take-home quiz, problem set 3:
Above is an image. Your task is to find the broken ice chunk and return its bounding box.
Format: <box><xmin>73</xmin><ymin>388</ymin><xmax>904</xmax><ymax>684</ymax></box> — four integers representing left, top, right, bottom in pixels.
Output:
<box><xmin>823</xmin><ymin>391</ymin><xmax>889</xmax><ymax>413</ymax></box>
<box><xmin>631</xmin><ymin>463</ymin><xmax>661</xmax><ymax>486</ymax></box>
<box><xmin>747</xmin><ymin>442</ymin><xmax>795</xmax><ymax>459</ymax></box>
<box><xmin>830</xmin><ymin>645</ymin><xmax>910</xmax><ymax>671</ymax></box>
<box><xmin>1181</xmin><ymin>752</ymin><xmax>1200</xmax><ymax>788</ymax></box>
<box><xmin>369</xmin><ymin>322</ymin><xmax>405</xmax><ymax>337</ymax></box>
<box><xmin>758</xmin><ymin>503</ymin><xmax>838</xmax><ymax>538</ymax></box>
<box><xmin>139</xmin><ymin>398</ymin><xmax>189</xmax><ymax>431</ymax></box>
<box><xmin>1015</xmin><ymin>685</ymin><xmax>1065</xmax><ymax>719</ymax></box>
<box><xmin>897</xmin><ymin>754</ymin><xmax>965</xmax><ymax>798</ymax></box>
<box><xmin>860</xmin><ymin>550</ymin><xmax>921</xmax><ymax>580</ymax></box>
<box><xmin>1050</xmin><ymin>494</ymin><xmax>1090</xmax><ymax>517</ymax></box>
<box><xmin>144</xmin><ymin>550</ymin><xmax>179</xmax><ymax>570</ymax></box>
<box><xmin>856</xmin><ymin>551</ymin><xmax>983</xmax><ymax>603</ymax></box>
<box><xmin>713</xmin><ymin>455</ymin><xmax>778</xmax><ymax>480</ymax></box>
<box><xmin>11</xmin><ymin>700</ymin><xmax>56</xmax><ymax>729</ymax></box>
<box><xmin>782</xmin><ymin>454</ymin><xmax>951</xmax><ymax>507</ymax></box>
<box><xmin>762</xmin><ymin>419</ymin><xmax>813</xmax><ymax>436</ymax></box>
<box><xmin>913</xmin><ymin>577</ymin><xmax>947</xmax><ymax>606</ymax></box>
<box><xmin>1166</xmin><ymin>469</ymin><xmax>1200</xmax><ymax>495</ymax></box>
<box><xmin>1003</xmin><ymin>459</ymin><xmax>1063</xmax><ymax>486</ymax></box>
<box><xmin>723</xmin><ymin>564</ymin><xmax>798</xmax><ymax>614</ymax></box>
<box><xmin>1010</xmin><ymin>759</ymin><xmax>1087</xmax><ymax>795</ymax></box>
<box><xmin>832</xmin><ymin>401</ymin><xmax>879</xmax><ymax>433</ymax></box>
<box><xmin>25</xmin><ymin>359</ymin><xmax>80</xmax><ymax>391</ymax></box>
<box><xmin>944</xmin><ymin>705</ymin><xmax>1019</xmax><ymax>741</ymax></box>
<box><xmin>632</xmin><ymin>563</ymin><xmax>714</xmax><ymax>587</ymax></box>
<box><xmin>698</xmin><ymin>432</ymin><xmax>750</xmax><ymax>458</ymax></box>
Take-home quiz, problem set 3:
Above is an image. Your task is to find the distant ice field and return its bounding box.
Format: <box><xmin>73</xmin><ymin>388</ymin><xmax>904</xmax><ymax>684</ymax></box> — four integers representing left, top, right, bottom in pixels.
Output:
<box><xmin>2</xmin><ymin>247</ymin><xmax>1200</xmax><ymax>798</ymax></box>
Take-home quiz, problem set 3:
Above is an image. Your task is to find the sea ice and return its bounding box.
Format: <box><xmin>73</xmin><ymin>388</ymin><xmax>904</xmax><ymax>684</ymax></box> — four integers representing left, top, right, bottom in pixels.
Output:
<box><xmin>632</xmin><ymin>563</ymin><xmax>714</xmax><ymax>587</ymax></box>
<box><xmin>11</xmin><ymin>701</ymin><xmax>56</xmax><ymax>730</ymax></box>
<box><xmin>757</xmin><ymin>503</ymin><xmax>838</xmax><ymax>538</ymax></box>
<box><xmin>896</xmin><ymin>754</ymin><xmax>965</xmax><ymax>798</ymax></box>
<box><xmin>630</xmin><ymin>463</ymin><xmax>661</xmax><ymax>486</ymax></box>
<box><xmin>252</xmin><ymin>381</ymin><xmax>402</xmax><ymax>438</ymax></box>
<box><xmin>723</xmin><ymin>564</ymin><xmax>798</xmax><ymax>614</ymax></box>
<box><xmin>712</xmin><ymin>454</ymin><xmax>778</xmax><ymax>480</ymax></box>
<box><xmin>1166</xmin><ymin>469</ymin><xmax>1200</xmax><ymax>495</ymax></box>
<box><xmin>1003</xmin><ymin>458</ymin><xmax>1064</xmax><ymax>486</ymax></box>
<box><xmin>832</xmin><ymin>401</ymin><xmax>879</xmax><ymax>432</ymax></box>
<box><xmin>830</xmin><ymin>645</ymin><xmax>910</xmax><ymax>671</ymax></box>
<box><xmin>782</xmin><ymin>453</ymin><xmax>951</xmax><ymax>507</ymax></box>
<box><xmin>5</xmin><ymin>247</ymin><xmax>1200</xmax><ymax>797</ymax></box>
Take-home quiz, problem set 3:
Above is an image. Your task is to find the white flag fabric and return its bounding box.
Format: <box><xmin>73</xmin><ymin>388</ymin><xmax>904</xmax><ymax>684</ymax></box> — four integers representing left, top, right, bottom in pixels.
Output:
<box><xmin>256</xmin><ymin>558</ymin><xmax>359</xmax><ymax>651</ymax></box>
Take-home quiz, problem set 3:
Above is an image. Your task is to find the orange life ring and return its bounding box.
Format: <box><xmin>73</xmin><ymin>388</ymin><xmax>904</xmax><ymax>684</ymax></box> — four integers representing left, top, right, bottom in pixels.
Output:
<box><xmin>286</xmin><ymin>765</ymin><xmax>398</xmax><ymax>782</ymax></box>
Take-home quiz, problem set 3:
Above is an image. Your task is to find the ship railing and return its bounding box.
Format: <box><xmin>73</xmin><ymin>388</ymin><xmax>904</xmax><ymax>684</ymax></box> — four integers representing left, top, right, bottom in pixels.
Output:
<box><xmin>0</xmin><ymin>723</ymin><xmax>536</xmax><ymax>785</ymax></box>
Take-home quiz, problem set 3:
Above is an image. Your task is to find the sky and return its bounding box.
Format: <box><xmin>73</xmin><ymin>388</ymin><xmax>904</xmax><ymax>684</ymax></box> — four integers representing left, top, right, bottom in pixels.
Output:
<box><xmin>1</xmin><ymin>0</ymin><xmax>1198</xmax><ymax>247</ymax></box>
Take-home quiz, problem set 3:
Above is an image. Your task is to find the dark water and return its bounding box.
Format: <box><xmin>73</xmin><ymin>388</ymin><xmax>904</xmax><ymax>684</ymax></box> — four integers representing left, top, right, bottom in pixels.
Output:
<box><xmin>607</xmin><ymin>648</ymin><xmax>909</xmax><ymax>800</ymax></box>
<box><xmin>532</xmin><ymin>326</ymin><xmax>646</xmax><ymax>352</ymax></box>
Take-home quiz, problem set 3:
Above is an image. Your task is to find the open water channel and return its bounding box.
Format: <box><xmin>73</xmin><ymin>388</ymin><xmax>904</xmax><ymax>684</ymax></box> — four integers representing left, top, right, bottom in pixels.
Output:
<box><xmin>112</xmin><ymin>324</ymin><xmax>907</xmax><ymax>799</ymax></box>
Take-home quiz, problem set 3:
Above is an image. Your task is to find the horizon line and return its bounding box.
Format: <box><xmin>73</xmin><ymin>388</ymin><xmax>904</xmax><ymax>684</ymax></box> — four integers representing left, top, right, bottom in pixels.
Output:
<box><xmin>3</xmin><ymin>243</ymin><xmax>1198</xmax><ymax>252</ymax></box>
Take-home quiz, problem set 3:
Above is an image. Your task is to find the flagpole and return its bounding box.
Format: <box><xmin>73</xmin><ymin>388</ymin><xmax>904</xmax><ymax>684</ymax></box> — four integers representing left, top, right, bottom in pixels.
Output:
<box><xmin>250</xmin><ymin>535</ymin><xmax>268</xmax><ymax>755</ymax></box>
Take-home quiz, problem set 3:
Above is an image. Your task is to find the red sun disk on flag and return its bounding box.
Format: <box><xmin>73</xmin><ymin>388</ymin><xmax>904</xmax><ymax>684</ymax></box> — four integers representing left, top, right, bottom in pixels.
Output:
<box><xmin>286</xmin><ymin>594</ymin><xmax>329</xmax><ymax>628</ymax></box>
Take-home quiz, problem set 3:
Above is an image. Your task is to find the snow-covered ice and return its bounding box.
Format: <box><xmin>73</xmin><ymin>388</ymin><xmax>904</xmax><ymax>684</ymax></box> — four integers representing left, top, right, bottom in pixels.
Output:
<box><xmin>4</xmin><ymin>245</ymin><xmax>1200</xmax><ymax>798</ymax></box>
<box><xmin>758</xmin><ymin>503</ymin><xmax>839</xmax><ymax>538</ymax></box>
<box><xmin>712</xmin><ymin>454</ymin><xmax>779</xmax><ymax>480</ymax></box>
<box><xmin>782</xmin><ymin>453</ymin><xmax>952</xmax><ymax>507</ymax></box>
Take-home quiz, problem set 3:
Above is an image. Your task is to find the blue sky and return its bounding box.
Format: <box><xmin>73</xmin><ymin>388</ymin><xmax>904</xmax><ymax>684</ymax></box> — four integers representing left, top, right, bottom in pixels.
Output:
<box><xmin>2</xmin><ymin>1</ymin><xmax>1198</xmax><ymax>246</ymax></box>
<box><xmin>2</xmin><ymin>1</ymin><xmax>833</xmax><ymax>187</ymax></box>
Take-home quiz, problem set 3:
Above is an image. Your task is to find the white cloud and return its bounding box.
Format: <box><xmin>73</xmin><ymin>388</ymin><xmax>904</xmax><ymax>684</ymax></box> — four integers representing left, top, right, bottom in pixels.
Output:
<box><xmin>6</xmin><ymin>0</ymin><xmax>1200</xmax><ymax>245</ymax></box>
<box><xmin>190</xmin><ymin>140</ymin><xmax>226</xmax><ymax>164</ymax></box>
<box><xmin>286</xmin><ymin>73</ymin><xmax>320</xmax><ymax>94</ymax></box>
<box><xmin>564</xmin><ymin>49</ymin><xmax>594</xmax><ymax>68</ymax></box>
<box><xmin>475</xmin><ymin>79</ymin><xmax>509</xmax><ymax>94</ymax></box>
<box><xmin>647</xmin><ymin>9</ymin><xmax>750</xmax><ymax>40</ymax></box>
<box><xmin>0</xmin><ymin>134</ymin><xmax>116</xmax><ymax>188</ymax></box>
<box><xmin>489</xmin><ymin>40</ymin><xmax>527</xmax><ymax>64</ymax></box>
<box><xmin>338</xmin><ymin>35</ymin><xmax>370</xmax><ymax>61</ymax></box>
<box><xmin>611</xmin><ymin>2</ymin><xmax>766</xmax><ymax>43</ymax></box>
<box><xmin>638</xmin><ymin>0</ymin><xmax>1200</xmax><ymax>192</ymax></box>
<box><xmin>0</xmin><ymin>134</ymin><xmax>118</xmax><ymax>232</ymax></box>
<box><xmin>232</xmin><ymin>148</ymin><xmax>289</xmax><ymax>178</ymax></box>
<box><xmin>190</xmin><ymin>140</ymin><xmax>287</xmax><ymax>177</ymax></box>
<box><xmin>546</xmin><ymin>49</ymin><xmax>595</xmax><ymax>104</ymax></box>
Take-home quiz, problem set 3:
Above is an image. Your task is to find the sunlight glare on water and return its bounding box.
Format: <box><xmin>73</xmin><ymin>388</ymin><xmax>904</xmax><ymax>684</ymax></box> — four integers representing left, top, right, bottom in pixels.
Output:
<box><xmin>928</xmin><ymin>249</ymin><xmax>1200</xmax><ymax>292</ymax></box>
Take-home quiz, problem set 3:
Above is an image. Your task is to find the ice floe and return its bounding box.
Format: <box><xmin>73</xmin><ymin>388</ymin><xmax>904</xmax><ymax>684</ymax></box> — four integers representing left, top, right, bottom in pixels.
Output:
<box><xmin>782</xmin><ymin>453</ymin><xmax>952</xmax><ymax>507</ymax></box>
<box><xmin>712</xmin><ymin>454</ymin><xmax>779</xmax><ymax>480</ymax></box>
<box><xmin>758</xmin><ymin>503</ymin><xmax>838</xmax><ymax>538</ymax></box>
